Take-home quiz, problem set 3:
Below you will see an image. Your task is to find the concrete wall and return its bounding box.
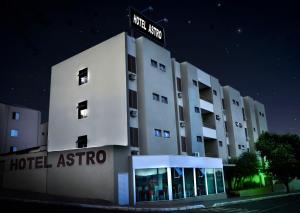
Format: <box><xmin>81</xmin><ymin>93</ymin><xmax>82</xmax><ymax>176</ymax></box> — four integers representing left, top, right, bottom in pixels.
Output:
<box><xmin>254</xmin><ymin>101</ymin><xmax>268</xmax><ymax>135</ymax></box>
<box><xmin>48</xmin><ymin>32</ymin><xmax>128</xmax><ymax>151</ymax></box>
<box><xmin>0</xmin><ymin>103</ymin><xmax>41</xmax><ymax>154</ymax></box>
<box><xmin>136</xmin><ymin>37</ymin><xmax>178</xmax><ymax>155</ymax></box>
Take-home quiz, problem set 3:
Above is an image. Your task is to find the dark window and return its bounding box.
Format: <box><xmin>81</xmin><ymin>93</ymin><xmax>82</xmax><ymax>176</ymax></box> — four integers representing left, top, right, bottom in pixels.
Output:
<box><xmin>236</xmin><ymin>101</ymin><xmax>239</xmax><ymax>106</ymax></box>
<box><xmin>227</xmin><ymin>145</ymin><xmax>231</xmax><ymax>156</ymax></box>
<box><xmin>127</xmin><ymin>54</ymin><xmax>136</xmax><ymax>73</ymax></box>
<box><xmin>242</xmin><ymin>108</ymin><xmax>246</xmax><ymax>121</ymax></box>
<box><xmin>245</xmin><ymin>128</ymin><xmax>248</xmax><ymax>139</ymax></box>
<box><xmin>216</xmin><ymin>115</ymin><xmax>220</xmax><ymax>120</ymax></box>
<box><xmin>179</xmin><ymin>106</ymin><xmax>184</xmax><ymax>121</ymax></box>
<box><xmin>222</xmin><ymin>99</ymin><xmax>225</xmax><ymax>110</ymax></box>
<box><xmin>262</xmin><ymin>113</ymin><xmax>265</xmax><ymax>117</ymax></box>
<box><xmin>161</xmin><ymin>96</ymin><xmax>168</xmax><ymax>104</ymax></box>
<box><xmin>219</xmin><ymin>141</ymin><xmax>223</xmax><ymax>147</ymax></box>
<box><xmin>197</xmin><ymin>136</ymin><xmax>202</xmax><ymax>142</ymax></box>
<box><xmin>12</xmin><ymin>112</ymin><xmax>20</xmax><ymax>120</ymax></box>
<box><xmin>177</xmin><ymin>78</ymin><xmax>182</xmax><ymax>92</ymax></box>
<box><xmin>151</xmin><ymin>59</ymin><xmax>158</xmax><ymax>68</ymax></box>
<box><xmin>213</xmin><ymin>90</ymin><xmax>217</xmax><ymax>96</ymax></box>
<box><xmin>232</xmin><ymin>99</ymin><xmax>236</xmax><ymax>105</ymax></box>
<box><xmin>253</xmin><ymin>127</ymin><xmax>256</xmax><ymax>132</ymax></box>
<box><xmin>224</xmin><ymin>121</ymin><xmax>228</xmax><ymax>132</ymax></box>
<box><xmin>181</xmin><ymin>136</ymin><xmax>187</xmax><ymax>152</ymax></box>
<box><xmin>259</xmin><ymin>112</ymin><xmax>262</xmax><ymax>116</ymax></box>
<box><xmin>238</xmin><ymin>145</ymin><xmax>241</xmax><ymax>149</ymax></box>
<box><xmin>77</xmin><ymin>135</ymin><xmax>87</xmax><ymax>148</ymax></box>
<box><xmin>129</xmin><ymin>90</ymin><xmax>137</xmax><ymax>109</ymax></box>
<box><xmin>78</xmin><ymin>68</ymin><xmax>88</xmax><ymax>85</ymax></box>
<box><xmin>153</xmin><ymin>93</ymin><xmax>160</xmax><ymax>101</ymax></box>
<box><xmin>163</xmin><ymin>130</ymin><xmax>170</xmax><ymax>138</ymax></box>
<box><xmin>78</xmin><ymin>100</ymin><xmax>88</xmax><ymax>119</ymax></box>
<box><xmin>195</xmin><ymin>107</ymin><xmax>200</xmax><ymax>113</ymax></box>
<box><xmin>10</xmin><ymin>146</ymin><xmax>17</xmax><ymax>153</ymax></box>
<box><xmin>159</xmin><ymin>63</ymin><xmax>166</xmax><ymax>72</ymax></box>
<box><xmin>192</xmin><ymin>80</ymin><xmax>198</xmax><ymax>86</ymax></box>
<box><xmin>130</xmin><ymin>127</ymin><xmax>138</xmax><ymax>147</ymax></box>
<box><xmin>154</xmin><ymin>129</ymin><xmax>162</xmax><ymax>137</ymax></box>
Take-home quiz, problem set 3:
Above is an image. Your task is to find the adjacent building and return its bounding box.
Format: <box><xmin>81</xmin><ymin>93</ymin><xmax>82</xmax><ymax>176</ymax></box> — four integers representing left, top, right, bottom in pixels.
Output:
<box><xmin>0</xmin><ymin>32</ymin><xmax>268</xmax><ymax>206</ymax></box>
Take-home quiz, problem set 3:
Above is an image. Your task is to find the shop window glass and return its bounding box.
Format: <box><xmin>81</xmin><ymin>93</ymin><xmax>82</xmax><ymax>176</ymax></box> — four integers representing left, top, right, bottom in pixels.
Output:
<box><xmin>206</xmin><ymin>168</ymin><xmax>216</xmax><ymax>194</ymax></box>
<box><xmin>196</xmin><ymin>168</ymin><xmax>206</xmax><ymax>195</ymax></box>
<box><xmin>215</xmin><ymin>169</ymin><xmax>224</xmax><ymax>193</ymax></box>
<box><xmin>184</xmin><ymin>168</ymin><xmax>195</xmax><ymax>197</ymax></box>
<box><xmin>171</xmin><ymin>168</ymin><xmax>184</xmax><ymax>199</ymax></box>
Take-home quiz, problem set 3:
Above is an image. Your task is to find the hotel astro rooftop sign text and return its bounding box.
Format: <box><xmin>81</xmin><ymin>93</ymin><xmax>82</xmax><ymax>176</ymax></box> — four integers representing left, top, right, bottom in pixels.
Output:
<box><xmin>129</xmin><ymin>8</ymin><xmax>166</xmax><ymax>46</ymax></box>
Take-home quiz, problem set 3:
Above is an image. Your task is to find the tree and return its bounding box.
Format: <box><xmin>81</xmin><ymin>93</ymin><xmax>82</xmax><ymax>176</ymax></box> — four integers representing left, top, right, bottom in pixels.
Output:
<box><xmin>256</xmin><ymin>132</ymin><xmax>300</xmax><ymax>193</ymax></box>
<box><xmin>226</xmin><ymin>152</ymin><xmax>259</xmax><ymax>190</ymax></box>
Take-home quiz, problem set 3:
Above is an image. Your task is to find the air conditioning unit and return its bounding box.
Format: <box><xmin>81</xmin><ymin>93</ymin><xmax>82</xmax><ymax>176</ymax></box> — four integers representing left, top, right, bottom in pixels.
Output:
<box><xmin>128</xmin><ymin>73</ymin><xmax>136</xmax><ymax>81</ymax></box>
<box><xmin>216</xmin><ymin>115</ymin><xmax>220</xmax><ymax>120</ymax></box>
<box><xmin>180</xmin><ymin>122</ymin><xmax>185</xmax><ymax>128</ymax></box>
<box><xmin>194</xmin><ymin>152</ymin><xmax>200</xmax><ymax>157</ymax></box>
<box><xmin>239</xmin><ymin>122</ymin><xmax>243</xmax><ymax>128</ymax></box>
<box><xmin>178</xmin><ymin>92</ymin><xmax>182</xmax><ymax>98</ymax></box>
<box><xmin>130</xmin><ymin>110</ymin><xmax>137</xmax><ymax>117</ymax></box>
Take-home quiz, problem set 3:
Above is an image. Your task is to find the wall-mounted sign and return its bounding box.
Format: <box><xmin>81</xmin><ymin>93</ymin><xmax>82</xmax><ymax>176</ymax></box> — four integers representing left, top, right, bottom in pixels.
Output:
<box><xmin>129</xmin><ymin>8</ymin><xmax>166</xmax><ymax>46</ymax></box>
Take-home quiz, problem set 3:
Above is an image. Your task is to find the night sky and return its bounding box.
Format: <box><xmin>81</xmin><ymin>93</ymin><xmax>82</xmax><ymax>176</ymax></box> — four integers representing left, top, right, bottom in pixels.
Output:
<box><xmin>1</xmin><ymin>0</ymin><xmax>299</xmax><ymax>134</ymax></box>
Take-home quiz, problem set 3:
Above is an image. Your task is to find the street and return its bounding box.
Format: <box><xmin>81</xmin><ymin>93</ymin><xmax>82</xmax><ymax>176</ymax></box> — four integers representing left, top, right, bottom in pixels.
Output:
<box><xmin>1</xmin><ymin>194</ymin><xmax>300</xmax><ymax>213</ymax></box>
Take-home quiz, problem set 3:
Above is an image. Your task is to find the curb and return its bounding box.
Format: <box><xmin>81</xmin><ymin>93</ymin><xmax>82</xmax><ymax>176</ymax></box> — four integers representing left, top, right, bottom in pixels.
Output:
<box><xmin>0</xmin><ymin>196</ymin><xmax>205</xmax><ymax>212</ymax></box>
<box><xmin>212</xmin><ymin>192</ymin><xmax>300</xmax><ymax>207</ymax></box>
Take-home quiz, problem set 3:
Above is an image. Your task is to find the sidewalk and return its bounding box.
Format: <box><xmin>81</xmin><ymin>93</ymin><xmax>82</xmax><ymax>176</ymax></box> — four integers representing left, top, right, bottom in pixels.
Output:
<box><xmin>1</xmin><ymin>188</ymin><xmax>300</xmax><ymax>211</ymax></box>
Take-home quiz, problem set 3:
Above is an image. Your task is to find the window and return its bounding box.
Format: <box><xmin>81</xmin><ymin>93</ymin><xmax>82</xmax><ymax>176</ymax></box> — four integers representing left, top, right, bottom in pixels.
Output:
<box><xmin>197</xmin><ymin>136</ymin><xmax>202</xmax><ymax>142</ymax></box>
<box><xmin>259</xmin><ymin>112</ymin><xmax>262</xmax><ymax>116</ymax></box>
<box><xmin>206</xmin><ymin>169</ymin><xmax>216</xmax><ymax>194</ymax></box>
<box><xmin>151</xmin><ymin>59</ymin><xmax>158</xmax><ymax>68</ymax></box>
<box><xmin>213</xmin><ymin>90</ymin><xmax>217</xmax><ymax>96</ymax></box>
<box><xmin>196</xmin><ymin>168</ymin><xmax>206</xmax><ymax>195</ymax></box>
<box><xmin>215</xmin><ymin>169</ymin><xmax>224</xmax><ymax>193</ymax></box>
<box><xmin>129</xmin><ymin>90</ymin><xmax>137</xmax><ymax>109</ymax></box>
<box><xmin>236</xmin><ymin>101</ymin><xmax>239</xmax><ymax>106</ymax></box>
<box><xmin>12</xmin><ymin>112</ymin><xmax>20</xmax><ymax>120</ymax></box>
<box><xmin>262</xmin><ymin>113</ymin><xmax>265</xmax><ymax>117</ymax></box>
<box><xmin>177</xmin><ymin>78</ymin><xmax>182</xmax><ymax>92</ymax></box>
<box><xmin>179</xmin><ymin>106</ymin><xmax>184</xmax><ymax>121</ymax></box>
<box><xmin>219</xmin><ymin>141</ymin><xmax>223</xmax><ymax>147</ymax></box>
<box><xmin>253</xmin><ymin>127</ymin><xmax>256</xmax><ymax>132</ymax></box>
<box><xmin>154</xmin><ymin>129</ymin><xmax>162</xmax><ymax>137</ymax></box>
<box><xmin>242</xmin><ymin>108</ymin><xmax>246</xmax><ymax>121</ymax></box>
<box><xmin>159</xmin><ymin>63</ymin><xmax>166</xmax><ymax>72</ymax></box>
<box><xmin>130</xmin><ymin>127</ymin><xmax>138</xmax><ymax>147</ymax></box>
<box><xmin>78</xmin><ymin>100</ymin><xmax>88</xmax><ymax>119</ymax></box>
<box><xmin>181</xmin><ymin>136</ymin><xmax>186</xmax><ymax>152</ymax></box>
<box><xmin>245</xmin><ymin>128</ymin><xmax>248</xmax><ymax>139</ymax></box>
<box><xmin>238</xmin><ymin>145</ymin><xmax>241</xmax><ymax>149</ymax></box>
<box><xmin>184</xmin><ymin>168</ymin><xmax>195</xmax><ymax>197</ymax></box>
<box><xmin>192</xmin><ymin>80</ymin><xmax>197</xmax><ymax>86</ymax></box>
<box><xmin>227</xmin><ymin>145</ymin><xmax>231</xmax><ymax>156</ymax></box>
<box><xmin>77</xmin><ymin>135</ymin><xmax>87</xmax><ymax>148</ymax></box>
<box><xmin>10</xmin><ymin>129</ymin><xmax>18</xmax><ymax>137</ymax></box>
<box><xmin>78</xmin><ymin>68</ymin><xmax>88</xmax><ymax>85</ymax></box>
<box><xmin>153</xmin><ymin>93</ymin><xmax>160</xmax><ymax>101</ymax></box>
<box><xmin>127</xmin><ymin>54</ymin><xmax>136</xmax><ymax>73</ymax></box>
<box><xmin>224</xmin><ymin>121</ymin><xmax>228</xmax><ymax>132</ymax></box>
<box><xmin>171</xmin><ymin>168</ymin><xmax>184</xmax><ymax>199</ymax></box>
<box><xmin>161</xmin><ymin>96</ymin><xmax>168</xmax><ymax>104</ymax></box>
<box><xmin>163</xmin><ymin>130</ymin><xmax>170</xmax><ymax>138</ymax></box>
<box><xmin>194</xmin><ymin>107</ymin><xmax>200</xmax><ymax>113</ymax></box>
<box><xmin>10</xmin><ymin>146</ymin><xmax>17</xmax><ymax>153</ymax></box>
<box><xmin>222</xmin><ymin>98</ymin><xmax>225</xmax><ymax>110</ymax></box>
<box><xmin>216</xmin><ymin>114</ymin><xmax>220</xmax><ymax>120</ymax></box>
<box><xmin>232</xmin><ymin>99</ymin><xmax>236</xmax><ymax>105</ymax></box>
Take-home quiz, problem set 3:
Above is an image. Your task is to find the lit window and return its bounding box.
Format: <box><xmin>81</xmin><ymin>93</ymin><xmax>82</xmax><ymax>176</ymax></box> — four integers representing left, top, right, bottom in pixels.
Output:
<box><xmin>151</xmin><ymin>59</ymin><xmax>158</xmax><ymax>68</ymax></box>
<box><xmin>10</xmin><ymin>129</ymin><xmax>18</xmax><ymax>137</ymax></box>
<box><xmin>195</xmin><ymin>107</ymin><xmax>200</xmax><ymax>113</ymax></box>
<box><xmin>213</xmin><ymin>90</ymin><xmax>217</xmax><ymax>96</ymax></box>
<box><xmin>12</xmin><ymin>112</ymin><xmax>20</xmax><ymax>120</ymax></box>
<box><xmin>78</xmin><ymin>68</ymin><xmax>88</xmax><ymax>85</ymax></box>
<box><xmin>161</xmin><ymin>96</ymin><xmax>168</xmax><ymax>104</ymax></box>
<box><xmin>78</xmin><ymin>101</ymin><xmax>88</xmax><ymax>119</ymax></box>
<box><xmin>153</xmin><ymin>93</ymin><xmax>160</xmax><ymax>101</ymax></box>
<box><xmin>197</xmin><ymin>136</ymin><xmax>202</xmax><ymax>142</ymax></box>
<box><xmin>77</xmin><ymin>135</ymin><xmax>87</xmax><ymax>148</ymax></box>
<box><xmin>163</xmin><ymin>130</ymin><xmax>170</xmax><ymax>138</ymax></box>
<box><xmin>154</xmin><ymin>129</ymin><xmax>162</xmax><ymax>137</ymax></box>
<box><xmin>159</xmin><ymin>63</ymin><xmax>166</xmax><ymax>72</ymax></box>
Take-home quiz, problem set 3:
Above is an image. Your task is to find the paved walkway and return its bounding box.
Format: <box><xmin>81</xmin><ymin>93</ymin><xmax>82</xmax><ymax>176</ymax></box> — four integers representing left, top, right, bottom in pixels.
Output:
<box><xmin>1</xmin><ymin>188</ymin><xmax>300</xmax><ymax>211</ymax></box>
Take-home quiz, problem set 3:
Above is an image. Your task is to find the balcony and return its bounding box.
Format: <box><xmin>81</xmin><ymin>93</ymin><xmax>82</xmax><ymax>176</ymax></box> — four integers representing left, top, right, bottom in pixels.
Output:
<box><xmin>203</xmin><ymin>127</ymin><xmax>217</xmax><ymax>139</ymax></box>
<box><xmin>200</xmin><ymin>99</ymin><xmax>214</xmax><ymax>113</ymax></box>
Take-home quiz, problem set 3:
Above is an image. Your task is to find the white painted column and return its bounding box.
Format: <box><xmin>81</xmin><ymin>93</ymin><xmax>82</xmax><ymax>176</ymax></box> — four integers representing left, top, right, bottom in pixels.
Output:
<box><xmin>193</xmin><ymin>168</ymin><xmax>197</xmax><ymax>196</ymax></box>
<box><xmin>182</xmin><ymin>168</ymin><xmax>186</xmax><ymax>198</ymax></box>
<box><xmin>205</xmin><ymin>169</ymin><xmax>208</xmax><ymax>195</ymax></box>
<box><xmin>214</xmin><ymin>169</ymin><xmax>218</xmax><ymax>194</ymax></box>
<box><xmin>167</xmin><ymin>168</ymin><xmax>173</xmax><ymax>200</ymax></box>
<box><xmin>133</xmin><ymin>169</ymin><xmax>136</xmax><ymax>205</ymax></box>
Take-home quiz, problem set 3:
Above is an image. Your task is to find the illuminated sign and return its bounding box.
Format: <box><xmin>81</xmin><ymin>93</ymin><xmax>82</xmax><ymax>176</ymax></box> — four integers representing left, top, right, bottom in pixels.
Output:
<box><xmin>129</xmin><ymin>8</ymin><xmax>166</xmax><ymax>46</ymax></box>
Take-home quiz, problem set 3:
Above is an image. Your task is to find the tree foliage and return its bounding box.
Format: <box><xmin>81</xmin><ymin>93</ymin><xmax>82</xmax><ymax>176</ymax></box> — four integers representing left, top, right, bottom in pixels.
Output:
<box><xmin>256</xmin><ymin>132</ymin><xmax>300</xmax><ymax>193</ymax></box>
<box><xmin>226</xmin><ymin>152</ymin><xmax>259</xmax><ymax>190</ymax></box>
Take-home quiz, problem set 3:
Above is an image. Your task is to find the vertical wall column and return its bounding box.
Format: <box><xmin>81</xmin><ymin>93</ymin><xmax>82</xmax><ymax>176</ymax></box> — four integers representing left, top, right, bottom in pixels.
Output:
<box><xmin>167</xmin><ymin>167</ymin><xmax>173</xmax><ymax>200</ymax></box>
<box><xmin>193</xmin><ymin>168</ymin><xmax>197</xmax><ymax>196</ymax></box>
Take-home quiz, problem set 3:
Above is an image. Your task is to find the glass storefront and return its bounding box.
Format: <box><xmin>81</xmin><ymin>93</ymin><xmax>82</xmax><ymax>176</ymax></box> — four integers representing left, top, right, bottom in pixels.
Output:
<box><xmin>215</xmin><ymin>169</ymin><xmax>224</xmax><ymax>193</ymax></box>
<box><xmin>206</xmin><ymin>168</ymin><xmax>216</xmax><ymax>194</ymax></box>
<box><xmin>195</xmin><ymin>168</ymin><xmax>206</xmax><ymax>195</ymax></box>
<box><xmin>184</xmin><ymin>168</ymin><xmax>195</xmax><ymax>197</ymax></box>
<box><xmin>171</xmin><ymin>168</ymin><xmax>184</xmax><ymax>199</ymax></box>
<box><xmin>135</xmin><ymin>168</ymin><xmax>168</xmax><ymax>201</ymax></box>
<box><xmin>135</xmin><ymin>167</ymin><xmax>224</xmax><ymax>202</ymax></box>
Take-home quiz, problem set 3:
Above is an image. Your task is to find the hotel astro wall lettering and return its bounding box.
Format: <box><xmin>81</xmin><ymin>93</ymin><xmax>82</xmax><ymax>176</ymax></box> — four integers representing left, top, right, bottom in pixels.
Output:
<box><xmin>9</xmin><ymin>150</ymin><xmax>106</xmax><ymax>171</ymax></box>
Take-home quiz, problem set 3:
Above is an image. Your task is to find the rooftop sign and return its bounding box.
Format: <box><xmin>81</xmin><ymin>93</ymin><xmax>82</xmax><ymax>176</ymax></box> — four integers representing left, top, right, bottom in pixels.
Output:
<box><xmin>129</xmin><ymin>8</ymin><xmax>166</xmax><ymax>46</ymax></box>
